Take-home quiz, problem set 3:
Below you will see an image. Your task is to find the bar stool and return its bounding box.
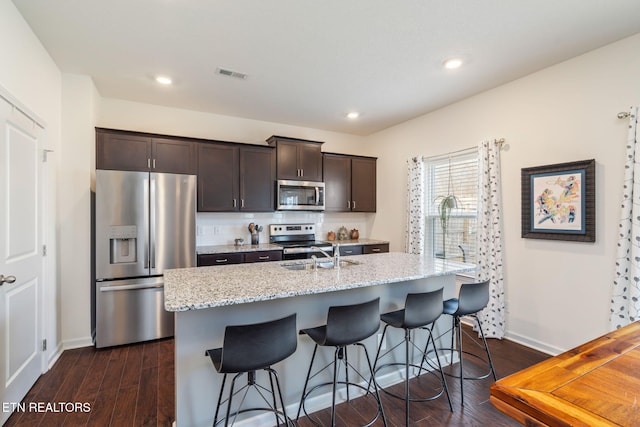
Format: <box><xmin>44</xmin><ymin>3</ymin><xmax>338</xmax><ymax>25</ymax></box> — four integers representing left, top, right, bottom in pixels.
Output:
<box><xmin>205</xmin><ymin>313</ymin><xmax>297</xmax><ymax>426</ymax></box>
<box><xmin>296</xmin><ymin>297</ymin><xmax>387</xmax><ymax>427</ymax></box>
<box><xmin>372</xmin><ymin>288</ymin><xmax>453</xmax><ymax>426</ymax></box>
<box><xmin>439</xmin><ymin>279</ymin><xmax>497</xmax><ymax>406</ymax></box>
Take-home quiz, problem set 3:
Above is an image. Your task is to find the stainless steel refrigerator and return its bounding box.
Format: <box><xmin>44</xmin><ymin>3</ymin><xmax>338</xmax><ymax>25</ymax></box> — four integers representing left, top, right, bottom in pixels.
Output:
<box><xmin>94</xmin><ymin>169</ymin><xmax>196</xmax><ymax>348</ymax></box>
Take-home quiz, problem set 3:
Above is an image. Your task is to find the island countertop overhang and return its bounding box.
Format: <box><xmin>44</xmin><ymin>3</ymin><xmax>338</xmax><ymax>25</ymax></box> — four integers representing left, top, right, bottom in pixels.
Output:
<box><xmin>164</xmin><ymin>252</ymin><xmax>475</xmax><ymax>312</ymax></box>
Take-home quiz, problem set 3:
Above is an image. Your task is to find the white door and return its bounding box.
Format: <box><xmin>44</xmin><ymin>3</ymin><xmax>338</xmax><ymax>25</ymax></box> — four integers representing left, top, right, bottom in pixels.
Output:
<box><xmin>0</xmin><ymin>95</ymin><xmax>45</xmax><ymax>425</ymax></box>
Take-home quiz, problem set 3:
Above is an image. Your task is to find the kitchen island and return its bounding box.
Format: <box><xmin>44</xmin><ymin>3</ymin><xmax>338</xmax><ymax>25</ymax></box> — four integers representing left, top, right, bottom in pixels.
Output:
<box><xmin>165</xmin><ymin>252</ymin><xmax>475</xmax><ymax>427</ymax></box>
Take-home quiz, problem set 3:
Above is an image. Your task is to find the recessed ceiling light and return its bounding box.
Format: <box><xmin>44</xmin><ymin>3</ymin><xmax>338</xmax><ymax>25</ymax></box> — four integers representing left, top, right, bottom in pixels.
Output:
<box><xmin>155</xmin><ymin>75</ymin><xmax>173</xmax><ymax>85</ymax></box>
<box><xmin>346</xmin><ymin>112</ymin><xmax>360</xmax><ymax>119</ymax></box>
<box><xmin>443</xmin><ymin>58</ymin><xmax>463</xmax><ymax>70</ymax></box>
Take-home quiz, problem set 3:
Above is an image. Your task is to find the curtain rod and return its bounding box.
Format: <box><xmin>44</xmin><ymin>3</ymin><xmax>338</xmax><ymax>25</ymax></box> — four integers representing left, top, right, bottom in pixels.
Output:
<box><xmin>422</xmin><ymin>138</ymin><xmax>505</xmax><ymax>161</ymax></box>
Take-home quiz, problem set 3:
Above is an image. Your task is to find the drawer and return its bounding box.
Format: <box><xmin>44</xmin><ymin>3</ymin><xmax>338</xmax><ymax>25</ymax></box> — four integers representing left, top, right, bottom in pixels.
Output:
<box><xmin>339</xmin><ymin>245</ymin><xmax>363</xmax><ymax>256</ymax></box>
<box><xmin>244</xmin><ymin>250</ymin><xmax>283</xmax><ymax>263</ymax></box>
<box><xmin>363</xmin><ymin>243</ymin><xmax>389</xmax><ymax>254</ymax></box>
<box><xmin>197</xmin><ymin>253</ymin><xmax>243</xmax><ymax>266</ymax></box>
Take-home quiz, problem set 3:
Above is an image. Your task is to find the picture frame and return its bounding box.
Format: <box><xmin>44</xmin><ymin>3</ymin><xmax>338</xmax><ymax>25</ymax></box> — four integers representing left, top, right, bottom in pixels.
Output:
<box><xmin>521</xmin><ymin>159</ymin><xmax>595</xmax><ymax>242</ymax></box>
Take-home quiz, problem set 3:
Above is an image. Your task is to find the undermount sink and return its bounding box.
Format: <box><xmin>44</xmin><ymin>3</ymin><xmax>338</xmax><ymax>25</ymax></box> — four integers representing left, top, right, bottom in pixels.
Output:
<box><xmin>280</xmin><ymin>259</ymin><xmax>360</xmax><ymax>271</ymax></box>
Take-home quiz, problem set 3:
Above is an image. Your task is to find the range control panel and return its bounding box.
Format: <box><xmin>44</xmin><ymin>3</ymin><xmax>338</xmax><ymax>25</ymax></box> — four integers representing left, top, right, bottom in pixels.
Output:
<box><xmin>269</xmin><ymin>223</ymin><xmax>316</xmax><ymax>237</ymax></box>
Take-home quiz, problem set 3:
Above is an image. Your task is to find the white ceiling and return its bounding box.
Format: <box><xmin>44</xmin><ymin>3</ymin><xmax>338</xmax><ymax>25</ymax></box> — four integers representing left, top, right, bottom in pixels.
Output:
<box><xmin>13</xmin><ymin>0</ymin><xmax>640</xmax><ymax>135</ymax></box>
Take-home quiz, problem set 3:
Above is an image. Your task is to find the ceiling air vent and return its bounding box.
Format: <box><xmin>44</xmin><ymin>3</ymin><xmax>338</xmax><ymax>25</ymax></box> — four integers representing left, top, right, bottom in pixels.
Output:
<box><xmin>216</xmin><ymin>67</ymin><xmax>248</xmax><ymax>80</ymax></box>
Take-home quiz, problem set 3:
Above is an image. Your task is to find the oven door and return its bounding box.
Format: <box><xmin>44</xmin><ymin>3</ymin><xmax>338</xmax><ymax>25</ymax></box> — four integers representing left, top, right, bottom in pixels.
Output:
<box><xmin>276</xmin><ymin>180</ymin><xmax>325</xmax><ymax>211</ymax></box>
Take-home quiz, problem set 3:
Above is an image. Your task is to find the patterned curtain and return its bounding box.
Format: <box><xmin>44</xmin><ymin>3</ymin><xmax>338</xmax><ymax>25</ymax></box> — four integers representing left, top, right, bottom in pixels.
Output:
<box><xmin>475</xmin><ymin>140</ymin><xmax>505</xmax><ymax>339</ymax></box>
<box><xmin>610</xmin><ymin>106</ymin><xmax>640</xmax><ymax>329</ymax></box>
<box><xmin>406</xmin><ymin>156</ymin><xmax>425</xmax><ymax>254</ymax></box>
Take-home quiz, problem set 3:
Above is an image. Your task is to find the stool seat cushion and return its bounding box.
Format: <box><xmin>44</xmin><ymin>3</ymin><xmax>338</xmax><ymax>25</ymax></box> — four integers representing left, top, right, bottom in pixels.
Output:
<box><xmin>300</xmin><ymin>325</ymin><xmax>328</xmax><ymax>346</ymax></box>
<box><xmin>380</xmin><ymin>309</ymin><xmax>405</xmax><ymax>328</ymax></box>
<box><xmin>205</xmin><ymin>314</ymin><xmax>297</xmax><ymax>374</ymax></box>
<box><xmin>443</xmin><ymin>298</ymin><xmax>459</xmax><ymax>315</ymax></box>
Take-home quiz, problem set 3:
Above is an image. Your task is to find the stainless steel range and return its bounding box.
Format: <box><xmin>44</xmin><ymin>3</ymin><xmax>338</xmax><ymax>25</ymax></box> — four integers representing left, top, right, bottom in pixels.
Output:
<box><xmin>269</xmin><ymin>223</ymin><xmax>333</xmax><ymax>260</ymax></box>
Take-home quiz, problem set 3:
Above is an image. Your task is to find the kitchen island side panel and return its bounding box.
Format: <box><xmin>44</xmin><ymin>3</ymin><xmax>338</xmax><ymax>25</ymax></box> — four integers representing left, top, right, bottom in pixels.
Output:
<box><xmin>174</xmin><ymin>274</ymin><xmax>455</xmax><ymax>427</ymax></box>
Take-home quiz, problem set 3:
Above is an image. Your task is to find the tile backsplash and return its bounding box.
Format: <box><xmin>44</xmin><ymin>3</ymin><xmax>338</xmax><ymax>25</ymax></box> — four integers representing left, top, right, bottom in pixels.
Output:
<box><xmin>196</xmin><ymin>212</ymin><xmax>376</xmax><ymax>246</ymax></box>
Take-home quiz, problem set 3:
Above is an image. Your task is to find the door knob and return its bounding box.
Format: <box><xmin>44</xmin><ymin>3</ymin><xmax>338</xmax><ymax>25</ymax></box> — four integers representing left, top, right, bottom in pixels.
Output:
<box><xmin>0</xmin><ymin>275</ymin><xmax>16</xmax><ymax>286</ymax></box>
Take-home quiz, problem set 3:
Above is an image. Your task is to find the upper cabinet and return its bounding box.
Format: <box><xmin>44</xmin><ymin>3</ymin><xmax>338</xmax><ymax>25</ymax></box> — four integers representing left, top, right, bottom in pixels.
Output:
<box><xmin>323</xmin><ymin>153</ymin><xmax>377</xmax><ymax>212</ymax></box>
<box><xmin>96</xmin><ymin>128</ymin><xmax>196</xmax><ymax>174</ymax></box>
<box><xmin>267</xmin><ymin>135</ymin><xmax>323</xmax><ymax>182</ymax></box>
<box><xmin>197</xmin><ymin>142</ymin><xmax>275</xmax><ymax>212</ymax></box>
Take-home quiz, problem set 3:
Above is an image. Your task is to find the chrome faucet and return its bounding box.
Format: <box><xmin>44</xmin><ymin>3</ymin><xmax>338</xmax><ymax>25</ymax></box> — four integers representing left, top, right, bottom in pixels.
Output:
<box><xmin>310</xmin><ymin>245</ymin><xmax>340</xmax><ymax>269</ymax></box>
<box><xmin>310</xmin><ymin>246</ymin><xmax>333</xmax><ymax>270</ymax></box>
<box><xmin>310</xmin><ymin>246</ymin><xmax>333</xmax><ymax>260</ymax></box>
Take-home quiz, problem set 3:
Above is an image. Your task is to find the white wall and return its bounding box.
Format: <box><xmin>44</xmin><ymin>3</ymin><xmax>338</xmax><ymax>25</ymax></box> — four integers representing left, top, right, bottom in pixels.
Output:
<box><xmin>59</xmin><ymin>74</ymin><xmax>100</xmax><ymax>348</ymax></box>
<box><xmin>367</xmin><ymin>33</ymin><xmax>640</xmax><ymax>353</ymax></box>
<box><xmin>0</xmin><ymin>0</ymin><xmax>62</xmax><ymax>364</ymax></box>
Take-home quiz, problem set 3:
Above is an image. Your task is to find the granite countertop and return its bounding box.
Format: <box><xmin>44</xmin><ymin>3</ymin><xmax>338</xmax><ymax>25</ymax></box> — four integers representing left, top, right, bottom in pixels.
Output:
<box><xmin>164</xmin><ymin>252</ymin><xmax>475</xmax><ymax>312</ymax></box>
<box><xmin>196</xmin><ymin>239</ymin><xmax>389</xmax><ymax>255</ymax></box>
<box><xmin>330</xmin><ymin>238</ymin><xmax>389</xmax><ymax>246</ymax></box>
<box><xmin>197</xmin><ymin>243</ymin><xmax>282</xmax><ymax>255</ymax></box>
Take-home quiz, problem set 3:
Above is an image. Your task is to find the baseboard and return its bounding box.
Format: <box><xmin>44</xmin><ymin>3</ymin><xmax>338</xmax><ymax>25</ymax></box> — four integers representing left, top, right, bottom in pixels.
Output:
<box><xmin>459</xmin><ymin>318</ymin><xmax>562</xmax><ymax>356</ymax></box>
<box><xmin>47</xmin><ymin>341</ymin><xmax>64</xmax><ymax>370</ymax></box>
<box><xmin>221</xmin><ymin>353</ymin><xmax>449</xmax><ymax>427</ymax></box>
<box><xmin>62</xmin><ymin>336</ymin><xmax>94</xmax><ymax>351</ymax></box>
<box><xmin>502</xmin><ymin>331</ymin><xmax>562</xmax><ymax>356</ymax></box>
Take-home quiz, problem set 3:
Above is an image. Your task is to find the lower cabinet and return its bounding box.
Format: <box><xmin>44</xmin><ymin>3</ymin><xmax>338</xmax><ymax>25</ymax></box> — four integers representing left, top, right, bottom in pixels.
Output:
<box><xmin>339</xmin><ymin>245</ymin><xmax>363</xmax><ymax>256</ymax></box>
<box><xmin>243</xmin><ymin>251</ymin><xmax>282</xmax><ymax>263</ymax></box>
<box><xmin>363</xmin><ymin>243</ymin><xmax>389</xmax><ymax>254</ymax></box>
<box><xmin>339</xmin><ymin>243</ymin><xmax>389</xmax><ymax>256</ymax></box>
<box><xmin>197</xmin><ymin>253</ymin><xmax>243</xmax><ymax>267</ymax></box>
<box><xmin>197</xmin><ymin>250</ymin><xmax>282</xmax><ymax>267</ymax></box>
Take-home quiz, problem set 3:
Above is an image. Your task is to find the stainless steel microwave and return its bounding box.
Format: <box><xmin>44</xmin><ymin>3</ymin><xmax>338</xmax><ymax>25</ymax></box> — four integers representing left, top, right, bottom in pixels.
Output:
<box><xmin>276</xmin><ymin>179</ymin><xmax>325</xmax><ymax>211</ymax></box>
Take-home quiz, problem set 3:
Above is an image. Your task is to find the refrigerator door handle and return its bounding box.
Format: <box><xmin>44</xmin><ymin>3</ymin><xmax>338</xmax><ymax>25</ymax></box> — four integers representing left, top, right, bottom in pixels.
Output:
<box><xmin>150</xmin><ymin>175</ymin><xmax>157</xmax><ymax>270</ymax></box>
<box><xmin>143</xmin><ymin>176</ymin><xmax>150</xmax><ymax>269</ymax></box>
<box><xmin>99</xmin><ymin>283</ymin><xmax>164</xmax><ymax>292</ymax></box>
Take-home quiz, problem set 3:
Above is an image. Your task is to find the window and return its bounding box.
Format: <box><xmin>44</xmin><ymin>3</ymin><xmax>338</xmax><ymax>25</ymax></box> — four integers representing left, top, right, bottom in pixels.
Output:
<box><xmin>424</xmin><ymin>150</ymin><xmax>478</xmax><ymax>263</ymax></box>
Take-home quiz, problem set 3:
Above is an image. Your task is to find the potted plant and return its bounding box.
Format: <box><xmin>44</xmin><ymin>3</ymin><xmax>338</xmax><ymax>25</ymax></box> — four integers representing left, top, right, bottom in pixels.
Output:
<box><xmin>435</xmin><ymin>194</ymin><xmax>460</xmax><ymax>259</ymax></box>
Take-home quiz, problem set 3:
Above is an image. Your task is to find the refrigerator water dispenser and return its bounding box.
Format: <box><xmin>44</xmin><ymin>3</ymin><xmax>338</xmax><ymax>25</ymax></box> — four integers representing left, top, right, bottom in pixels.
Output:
<box><xmin>109</xmin><ymin>225</ymin><xmax>137</xmax><ymax>264</ymax></box>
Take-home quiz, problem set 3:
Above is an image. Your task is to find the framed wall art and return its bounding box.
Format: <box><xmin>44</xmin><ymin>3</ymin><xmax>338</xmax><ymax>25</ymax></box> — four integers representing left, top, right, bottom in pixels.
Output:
<box><xmin>521</xmin><ymin>159</ymin><xmax>595</xmax><ymax>242</ymax></box>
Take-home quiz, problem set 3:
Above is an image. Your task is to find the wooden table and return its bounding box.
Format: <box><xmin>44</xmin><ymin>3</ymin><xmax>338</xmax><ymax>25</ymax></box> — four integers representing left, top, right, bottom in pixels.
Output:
<box><xmin>490</xmin><ymin>321</ymin><xmax>640</xmax><ymax>426</ymax></box>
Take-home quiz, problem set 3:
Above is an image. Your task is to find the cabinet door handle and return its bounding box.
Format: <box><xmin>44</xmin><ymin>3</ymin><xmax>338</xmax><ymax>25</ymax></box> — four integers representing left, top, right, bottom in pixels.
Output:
<box><xmin>344</xmin><ymin>250</ymin><xmax>353</xmax><ymax>254</ymax></box>
<box><xmin>258</xmin><ymin>255</ymin><xmax>270</xmax><ymax>260</ymax></box>
<box><xmin>153</xmin><ymin>158</ymin><xmax>156</xmax><ymax>169</ymax></box>
<box><xmin>233</xmin><ymin>199</ymin><xmax>237</xmax><ymax>208</ymax></box>
<box><xmin>352</xmin><ymin>200</ymin><xmax>356</xmax><ymax>209</ymax></box>
<box><xmin>300</xmin><ymin>168</ymin><xmax>304</xmax><ymax>177</ymax></box>
<box><xmin>148</xmin><ymin>158</ymin><xmax>151</xmax><ymax>169</ymax></box>
<box><xmin>348</xmin><ymin>200</ymin><xmax>351</xmax><ymax>209</ymax></box>
<box><xmin>371</xmin><ymin>248</ymin><xmax>381</xmax><ymax>252</ymax></box>
<box><xmin>216</xmin><ymin>258</ymin><xmax>228</xmax><ymax>263</ymax></box>
<box><xmin>241</xmin><ymin>199</ymin><xmax>245</xmax><ymax>208</ymax></box>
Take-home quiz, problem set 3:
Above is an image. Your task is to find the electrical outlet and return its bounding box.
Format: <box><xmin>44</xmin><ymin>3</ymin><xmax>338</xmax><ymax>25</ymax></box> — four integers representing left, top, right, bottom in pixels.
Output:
<box><xmin>213</xmin><ymin>226</ymin><xmax>220</xmax><ymax>235</ymax></box>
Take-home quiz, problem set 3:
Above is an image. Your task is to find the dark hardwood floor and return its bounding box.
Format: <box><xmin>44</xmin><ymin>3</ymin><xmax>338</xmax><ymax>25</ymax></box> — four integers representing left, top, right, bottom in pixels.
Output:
<box><xmin>5</xmin><ymin>325</ymin><xmax>548</xmax><ymax>426</ymax></box>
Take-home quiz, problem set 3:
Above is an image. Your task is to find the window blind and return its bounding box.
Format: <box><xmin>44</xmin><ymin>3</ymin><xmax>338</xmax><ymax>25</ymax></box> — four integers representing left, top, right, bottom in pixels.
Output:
<box><xmin>424</xmin><ymin>150</ymin><xmax>478</xmax><ymax>262</ymax></box>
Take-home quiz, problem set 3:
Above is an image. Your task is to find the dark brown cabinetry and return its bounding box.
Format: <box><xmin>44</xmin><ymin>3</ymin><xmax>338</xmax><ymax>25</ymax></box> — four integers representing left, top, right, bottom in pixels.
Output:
<box><xmin>338</xmin><ymin>243</ymin><xmax>389</xmax><ymax>256</ymax></box>
<box><xmin>243</xmin><ymin>250</ymin><xmax>282</xmax><ymax>263</ymax></box>
<box><xmin>267</xmin><ymin>136</ymin><xmax>324</xmax><ymax>181</ymax></box>
<box><xmin>197</xmin><ymin>142</ymin><xmax>275</xmax><ymax>212</ymax></box>
<box><xmin>339</xmin><ymin>245</ymin><xmax>364</xmax><ymax>256</ymax></box>
<box><xmin>323</xmin><ymin>153</ymin><xmax>377</xmax><ymax>212</ymax></box>
<box><xmin>197</xmin><ymin>253</ymin><xmax>243</xmax><ymax>266</ymax></box>
<box><xmin>363</xmin><ymin>243</ymin><xmax>389</xmax><ymax>254</ymax></box>
<box><xmin>197</xmin><ymin>250</ymin><xmax>282</xmax><ymax>266</ymax></box>
<box><xmin>96</xmin><ymin>128</ymin><xmax>196</xmax><ymax>174</ymax></box>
